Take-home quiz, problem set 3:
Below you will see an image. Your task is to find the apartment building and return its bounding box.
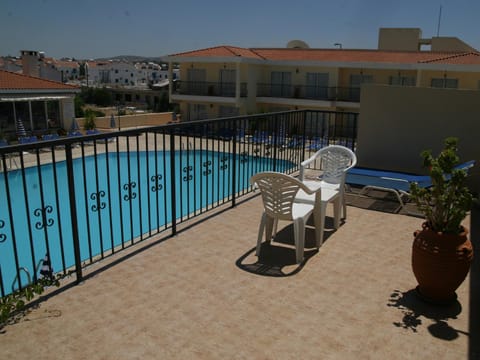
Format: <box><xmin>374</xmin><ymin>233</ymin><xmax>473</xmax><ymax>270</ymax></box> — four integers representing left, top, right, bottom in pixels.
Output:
<box><xmin>85</xmin><ymin>60</ymin><xmax>178</xmax><ymax>88</ymax></box>
<box><xmin>163</xmin><ymin>28</ymin><xmax>480</xmax><ymax>121</ymax></box>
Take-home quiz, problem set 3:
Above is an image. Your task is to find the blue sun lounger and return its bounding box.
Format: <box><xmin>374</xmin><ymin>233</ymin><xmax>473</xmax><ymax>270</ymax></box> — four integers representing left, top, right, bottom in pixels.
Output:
<box><xmin>346</xmin><ymin>160</ymin><xmax>475</xmax><ymax>208</ymax></box>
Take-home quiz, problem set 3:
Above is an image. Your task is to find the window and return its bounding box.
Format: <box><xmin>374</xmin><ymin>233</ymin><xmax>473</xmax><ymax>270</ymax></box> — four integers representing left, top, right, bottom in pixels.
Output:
<box><xmin>349</xmin><ymin>74</ymin><xmax>373</xmax><ymax>101</ymax></box>
<box><xmin>186</xmin><ymin>68</ymin><xmax>206</xmax><ymax>95</ymax></box>
<box><xmin>219</xmin><ymin>69</ymin><xmax>236</xmax><ymax>96</ymax></box>
<box><xmin>306</xmin><ymin>73</ymin><xmax>329</xmax><ymax>99</ymax></box>
<box><xmin>431</xmin><ymin>78</ymin><xmax>458</xmax><ymax>89</ymax></box>
<box><xmin>389</xmin><ymin>76</ymin><xmax>416</xmax><ymax>86</ymax></box>
<box><xmin>349</xmin><ymin>74</ymin><xmax>374</xmax><ymax>87</ymax></box>
<box><xmin>271</xmin><ymin>71</ymin><xmax>292</xmax><ymax>97</ymax></box>
<box><xmin>188</xmin><ymin>103</ymin><xmax>208</xmax><ymax>121</ymax></box>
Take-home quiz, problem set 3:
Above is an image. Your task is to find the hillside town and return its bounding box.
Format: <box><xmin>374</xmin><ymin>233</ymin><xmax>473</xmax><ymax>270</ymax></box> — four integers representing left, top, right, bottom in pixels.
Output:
<box><xmin>0</xmin><ymin>50</ymin><xmax>179</xmax><ymax>88</ymax></box>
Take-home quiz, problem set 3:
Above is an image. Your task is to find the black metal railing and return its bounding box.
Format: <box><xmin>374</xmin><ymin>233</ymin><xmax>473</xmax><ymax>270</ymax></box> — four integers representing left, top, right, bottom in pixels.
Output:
<box><xmin>256</xmin><ymin>84</ymin><xmax>361</xmax><ymax>102</ymax></box>
<box><xmin>0</xmin><ymin>110</ymin><xmax>358</xmax><ymax>296</ymax></box>
<box><xmin>172</xmin><ymin>81</ymin><xmax>248</xmax><ymax>97</ymax></box>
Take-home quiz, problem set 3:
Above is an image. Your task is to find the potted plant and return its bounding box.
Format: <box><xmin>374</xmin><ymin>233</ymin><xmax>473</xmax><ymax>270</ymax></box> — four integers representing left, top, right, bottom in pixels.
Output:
<box><xmin>410</xmin><ymin>137</ymin><xmax>474</xmax><ymax>304</ymax></box>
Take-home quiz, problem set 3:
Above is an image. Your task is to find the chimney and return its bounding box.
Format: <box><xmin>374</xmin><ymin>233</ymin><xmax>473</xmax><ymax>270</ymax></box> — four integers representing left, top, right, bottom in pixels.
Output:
<box><xmin>21</xmin><ymin>50</ymin><xmax>40</xmax><ymax>77</ymax></box>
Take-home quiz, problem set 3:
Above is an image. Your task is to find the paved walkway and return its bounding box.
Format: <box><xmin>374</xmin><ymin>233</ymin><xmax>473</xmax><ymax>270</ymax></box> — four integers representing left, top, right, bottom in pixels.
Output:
<box><xmin>0</xmin><ymin>194</ymin><xmax>476</xmax><ymax>360</ymax></box>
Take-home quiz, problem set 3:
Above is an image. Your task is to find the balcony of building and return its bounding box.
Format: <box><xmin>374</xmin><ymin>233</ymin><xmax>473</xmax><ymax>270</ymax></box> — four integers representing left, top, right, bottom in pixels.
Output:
<box><xmin>171</xmin><ymin>80</ymin><xmax>248</xmax><ymax>101</ymax></box>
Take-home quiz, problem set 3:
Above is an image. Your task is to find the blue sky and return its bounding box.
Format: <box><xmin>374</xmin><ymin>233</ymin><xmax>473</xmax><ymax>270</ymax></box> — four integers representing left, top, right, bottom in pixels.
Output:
<box><xmin>1</xmin><ymin>0</ymin><xmax>479</xmax><ymax>59</ymax></box>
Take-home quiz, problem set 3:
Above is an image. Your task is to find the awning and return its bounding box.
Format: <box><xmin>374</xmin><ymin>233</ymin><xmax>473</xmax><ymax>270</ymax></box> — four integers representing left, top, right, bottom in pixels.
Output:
<box><xmin>0</xmin><ymin>95</ymin><xmax>71</xmax><ymax>102</ymax></box>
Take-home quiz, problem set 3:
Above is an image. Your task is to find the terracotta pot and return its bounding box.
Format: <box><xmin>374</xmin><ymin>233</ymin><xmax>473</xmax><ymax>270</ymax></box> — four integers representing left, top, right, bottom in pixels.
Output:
<box><xmin>412</xmin><ymin>222</ymin><xmax>473</xmax><ymax>304</ymax></box>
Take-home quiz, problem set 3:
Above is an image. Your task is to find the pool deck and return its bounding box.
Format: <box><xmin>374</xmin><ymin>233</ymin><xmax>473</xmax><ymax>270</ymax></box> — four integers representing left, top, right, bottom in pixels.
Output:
<box><xmin>1</xmin><ymin>192</ymin><xmax>478</xmax><ymax>360</ymax></box>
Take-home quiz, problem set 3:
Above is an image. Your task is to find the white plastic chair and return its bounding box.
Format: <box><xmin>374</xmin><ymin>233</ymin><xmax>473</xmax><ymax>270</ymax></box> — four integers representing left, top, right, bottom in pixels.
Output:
<box><xmin>298</xmin><ymin>145</ymin><xmax>357</xmax><ymax>220</ymax></box>
<box><xmin>250</xmin><ymin>172</ymin><xmax>319</xmax><ymax>263</ymax></box>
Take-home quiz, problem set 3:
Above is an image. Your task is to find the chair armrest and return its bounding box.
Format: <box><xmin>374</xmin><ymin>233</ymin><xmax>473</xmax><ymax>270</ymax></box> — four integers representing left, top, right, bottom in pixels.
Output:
<box><xmin>299</xmin><ymin>152</ymin><xmax>320</xmax><ymax>180</ymax></box>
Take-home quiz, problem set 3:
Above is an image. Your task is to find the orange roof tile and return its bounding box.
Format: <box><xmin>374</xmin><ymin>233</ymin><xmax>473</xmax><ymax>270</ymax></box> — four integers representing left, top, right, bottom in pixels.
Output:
<box><xmin>169</xmin><ymin>46</ymin><xmax>480</xmax><ymax>65</ymax></box>
<box><xmin>418</xmin><ymin>52</ymin><xmax>480</xmax><ymax>64</ymax></box>
<box><xmin>0</xmin><ymin>69</ymin><xmax>80</xmax><ymax>91</ymax></box>
<box><xmin>170</xmin><ymin>46</ymin><xmax>265</xmax><ymax>59</ymax></box>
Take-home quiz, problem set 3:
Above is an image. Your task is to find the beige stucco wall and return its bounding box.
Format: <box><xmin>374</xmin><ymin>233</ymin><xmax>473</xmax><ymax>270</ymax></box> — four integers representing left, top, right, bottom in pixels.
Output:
<box><xmin>76</xmin><ymin>112</ymin><xmax>174</xmax><ymax>130</ymax></box>
<box><xmin>378</xmin><ymin>28</ymin><xmax>422</xmax><ymax>51</ymax></box>
<box><xmin>431</xmin><ymin>37</ymin><xmax>477</xmax><ymax>52</ymax></box>
<box><xmin>358</xmin><ymin>84</ymin><xmax>480</xmax><ymax>194</ymax></box>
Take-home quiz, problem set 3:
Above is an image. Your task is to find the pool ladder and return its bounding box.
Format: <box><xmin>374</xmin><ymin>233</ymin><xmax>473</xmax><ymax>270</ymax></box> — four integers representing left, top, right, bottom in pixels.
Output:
<box><xmin>10</xmin><ymin>259</ymin><xmax>43</xmax><ymax>293</ymax></box>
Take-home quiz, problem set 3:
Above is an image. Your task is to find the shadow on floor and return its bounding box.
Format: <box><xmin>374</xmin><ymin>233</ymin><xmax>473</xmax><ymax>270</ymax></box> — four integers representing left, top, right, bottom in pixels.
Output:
<box><xmin>388</xmin><ymin>288</ymin><xmax>466</xmax><ymax>340</ymax></box>
<box><xmin>236</xmin><ymin>219</ymin><xmax>336</xmax><ymax>277</ymax></box>
<box><xmin>345</xmin><ymin>191</ymin><xmax>403</xmax><ymax>214</ymax></box>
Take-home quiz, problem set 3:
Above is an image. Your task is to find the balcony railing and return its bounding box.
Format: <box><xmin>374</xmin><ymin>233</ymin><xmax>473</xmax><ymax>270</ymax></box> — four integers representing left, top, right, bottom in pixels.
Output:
<box><xmin>256</xmin><ymin>84</ymin><xmax>361</xmax><ymax>102</ymax></box>
<box><xmin>172</xmin><ymin>81</ymin><xmax>248</xmax><ymax>97</ymax></box>
<box><xmin>0</xmin><ymin>110</ymin><xmax>357</xmax><ymax>297</ymax></box>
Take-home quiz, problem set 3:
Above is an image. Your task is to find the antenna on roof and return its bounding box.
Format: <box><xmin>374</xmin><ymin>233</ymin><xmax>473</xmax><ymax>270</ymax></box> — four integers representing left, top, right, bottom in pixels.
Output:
<box><xmin>436</xmin><ymin>5</ymin><xmax>442</xmax><ymax>37</ymax></box>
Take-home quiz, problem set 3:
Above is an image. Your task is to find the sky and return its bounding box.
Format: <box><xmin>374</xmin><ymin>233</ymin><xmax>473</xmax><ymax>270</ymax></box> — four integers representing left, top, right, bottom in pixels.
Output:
<box><xmin>1</xmin><ymin>0</ymin><xmax>479</xmax><ymax>59</ymax></box>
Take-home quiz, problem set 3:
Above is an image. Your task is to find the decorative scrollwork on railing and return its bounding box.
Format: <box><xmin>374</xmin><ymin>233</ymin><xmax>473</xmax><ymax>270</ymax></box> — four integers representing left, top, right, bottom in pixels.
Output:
<box><xmin>90</xmin><ymin>190</ymin><xmax>106</xmax><ymax>212</ymax></box>
<box><xmin>150</xmin><ymin>174</ymin><xmax>163</xmax><ymax>192</ymax></box>
<box><xmin>220</xmin><ymin>157</ymin><xmax>228</xmax><ymax>171</ymax></box>
<box><xmin>0</xmin><ymin>219</ymin><xmax>6</xmax><ymax>243</ymax></box>
<box><xmin>123</xmin><ymin>182</ymin><xmax>137</xmax><ymax>201</ymax></box>
<box><xmin>240</xmin><ymin>151</ymin><xmax>248</xmax><ymax>163</ymax></box>
<box><xmin>183</xmin><ymin>165</ymin><xmax>193</xmax><ymax>182</ymax></box>
<box><xmin>202</xmin><ymin>160</ymin><xmax>212</xmax><ymax>176</ymax></box>
<box><xmin>34</xmin><ymin>205</ymin><xmax>54</xmax><ymax>230</ymax></box>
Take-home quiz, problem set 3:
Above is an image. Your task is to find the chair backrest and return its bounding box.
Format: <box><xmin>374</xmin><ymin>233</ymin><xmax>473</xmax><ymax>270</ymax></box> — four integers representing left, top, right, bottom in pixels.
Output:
<box><xmin>250</xmin><ymin>172</ymin><xmax>306</xmax><ymax>221</ymax></box>
<box><xmin>316</xmin><ymin>145</ymin><xmax>357</xmax><ymax>185</ymax></box>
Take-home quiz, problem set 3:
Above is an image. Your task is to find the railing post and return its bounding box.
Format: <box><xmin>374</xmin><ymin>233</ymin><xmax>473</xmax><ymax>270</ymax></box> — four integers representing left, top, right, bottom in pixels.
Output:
<box><xmin>231</xmin><ymin>120</ymin><xmax>237</xmax><ymax>208</ymax></box>
<box><xmin>169</xmin><ymin>131</ymin><xmax>177</xmax><ymax>235</ymax></box>
<box><xmin>65</xmin><ymin>143</ymin><xmax>83</xmax><ymax>283</ymax></box>
<box><xmin>272</xmin><ymin>114</ymin><xmax>278</xmax><ymax>172</ymax></box>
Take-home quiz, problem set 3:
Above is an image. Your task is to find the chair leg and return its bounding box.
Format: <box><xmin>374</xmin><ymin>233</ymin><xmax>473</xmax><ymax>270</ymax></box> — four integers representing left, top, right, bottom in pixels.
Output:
<box><xmin>256</xmin><ymin>212</ymin><xmax>267</xmax><ymax>257</ymax></box>
<box><xmin>314</xmin><ymin>203</ymin><xmax>328</xmax><ymax>248</ymax></box>
<box><xmin>333</xmin><ymin>198</ymin><xmax>341</xmax><ymax>229</ymax></box>
<box><xmin>272</xmin><ymin>218</ymin><xmax>279</xmax><ymax>240</ymax></box>
<box><xmin>342</xmin><ymin>193</ymin><xmax>347</xmax><ymax>220</ymax></box>
<box><xmin>265</xmin><ymin>216</ymin><xmax>275</xmax><ymax>243</ymax></box>
<box><xmin>293</xmin><ymin>219</ymin><xmax>305</xmax><ymax>263</ymax></box>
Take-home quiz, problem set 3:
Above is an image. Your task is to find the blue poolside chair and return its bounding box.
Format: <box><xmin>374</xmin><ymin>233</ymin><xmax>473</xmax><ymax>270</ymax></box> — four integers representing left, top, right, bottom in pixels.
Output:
<box><xmin>41</xmin><ymin>133</ymin><xmax>64</xmax><ymax>150</ymax></box>
<box><xmin>266</xmin><ymin>129</ymin><xmax>287</xmax><ymax>147</ymax></box>
<box><xmin>285</xmin><ymin>135</ymin><xmax>304</xmax><ymax>149</ymax></box>
<box><xmin>252</xmin><ymin>130</ymin><xmax>269</xmax><ymax>144</ymax></box>
<box><xmin>235</xmin><ymin>128</ymin><xmax>246</xmax><ymax>142</ymax></box>
<box><xmin>86</xmin><ymin>129</ymin><xmax>100</xmax><ymax>136</ymax></box>
<box><xmin>85</xmin><ymin>129</ymin><xmax>115</xmax><ymax>143</ymax></box>
<box><xmin>42</xmin><ymin>133</ymin><xmax>60</xmax><ymax>141</ymax></box>
<box><xmin>308</xmin><ymin>137</ymin><xmax>328</xmax><ymax>151</ymax></box>
<box><xmin>346</xmin><ymin>160</ymin><xmax>475</xmax><ymax>209</ymax></box>
<box><xmin>68</xmin><ymin>131</ymin><xmax>83</xmax><ymax>137</ymax></box>
<box><xmin>18</xmin><ymin>135</ymin><xmax>38</xmax><ymax>144</ymax></box>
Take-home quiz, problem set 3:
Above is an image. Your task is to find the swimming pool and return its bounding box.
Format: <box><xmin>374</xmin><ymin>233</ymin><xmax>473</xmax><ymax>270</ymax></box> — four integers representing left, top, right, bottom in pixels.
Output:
<box><xmin>0</xmin><ymin>150</ymin><xmax>294</xmax><ymax>293</ymax></box>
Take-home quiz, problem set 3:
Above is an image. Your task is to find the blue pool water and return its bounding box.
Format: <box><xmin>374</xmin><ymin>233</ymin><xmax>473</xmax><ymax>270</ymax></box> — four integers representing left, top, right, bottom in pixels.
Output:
<box><xmin>0</xmin><ymin>150</ymin><xmax>294</xmax><ymax>292</ymax></box>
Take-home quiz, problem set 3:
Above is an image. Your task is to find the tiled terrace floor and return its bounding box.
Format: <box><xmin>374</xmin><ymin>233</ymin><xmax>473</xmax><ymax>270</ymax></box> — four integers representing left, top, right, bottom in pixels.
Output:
<box><xmin>1</xmin><ymin>193</ymin><xmax>478</xmax><ymax>359</ymax></box>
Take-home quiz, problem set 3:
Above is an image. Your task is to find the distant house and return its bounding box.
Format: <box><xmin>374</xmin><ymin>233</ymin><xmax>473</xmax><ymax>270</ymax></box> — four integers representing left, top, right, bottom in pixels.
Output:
<box><xmin>0</xmin><ymin>69</ymin><xmax>80</xmax><ymax>138</ymax></box>
<box><xmin>53</xmin><ymin>59</ymin><xmax>81</xmax><ymax>82</ymax></box>
<box><xmin>84</xmin><ymin>60</ymin><xmax>178</xmax><ymax>88</ymax></box>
